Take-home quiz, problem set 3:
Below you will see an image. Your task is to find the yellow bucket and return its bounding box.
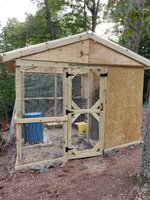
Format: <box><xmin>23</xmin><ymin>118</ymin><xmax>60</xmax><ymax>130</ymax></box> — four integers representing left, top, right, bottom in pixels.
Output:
<box><xmin>75</xmin><ymin>122</ymin><xmax>87</xmax><ymax>136</ymax></box>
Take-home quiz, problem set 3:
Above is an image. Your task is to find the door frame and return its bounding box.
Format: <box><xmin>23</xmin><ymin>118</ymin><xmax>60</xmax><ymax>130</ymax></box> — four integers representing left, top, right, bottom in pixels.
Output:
<box><xmin>64</xmin><ymin>66</ymin><xmax>107</xmax><ymax>160</ymax></box>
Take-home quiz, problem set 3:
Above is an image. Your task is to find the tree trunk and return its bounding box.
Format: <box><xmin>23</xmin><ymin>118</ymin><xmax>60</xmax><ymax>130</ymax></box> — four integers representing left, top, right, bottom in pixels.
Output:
<box><xmin>140</xmin><ymin>102</ymin><xmax>150</xmax><ymax>188</ymax></box>
<box><xmin>44</xmin><ymin>0</ymin><xmax>54</xmax><ymax>39</ymax></box>
<box><xmin>124</xmin><ymin>0</ymin><xmax>145</xmax><ymax>53</ymax></box>
<box><xmin>83</xmin><ymin>0</ymin><xmax>87</xmax><ymax>31</ymax></box>
<box><xmin>86</xmin><ymin>0</ymin><xmax>100</xmax><ymax>32</ymax></box>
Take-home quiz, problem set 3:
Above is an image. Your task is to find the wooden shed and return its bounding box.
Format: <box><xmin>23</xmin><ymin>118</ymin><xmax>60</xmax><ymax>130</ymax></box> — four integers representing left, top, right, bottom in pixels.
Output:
<box><xmin>1</xmin><ymin>31</ymin><xmax>150</xmax><ymax>170</ymax></box>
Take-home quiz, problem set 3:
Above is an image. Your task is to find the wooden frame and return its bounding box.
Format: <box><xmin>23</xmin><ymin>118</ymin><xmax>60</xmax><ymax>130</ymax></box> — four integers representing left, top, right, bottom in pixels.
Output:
<box><xmin>1</xmin><ymin>31</ymin><xmax>150</xmax><ymax>66</ymax></box>
<box><xmin>15</xmin><ymin>66</ymin><xmax>22</xmax><ymax>167</ymax></box>
<box><xmin>0</xmin><ymin>31</ymin><xmax>147</xmax><ymax>170</ymax></box>
<box><xmin>66</xmin><ymin>66</ymin><xmax>107</xmax><ymax>160</ymax></box>
<box><xmin>15</xmin><ymin>64</ymin><xmax>70</xmax><ymax>169</ymax></box>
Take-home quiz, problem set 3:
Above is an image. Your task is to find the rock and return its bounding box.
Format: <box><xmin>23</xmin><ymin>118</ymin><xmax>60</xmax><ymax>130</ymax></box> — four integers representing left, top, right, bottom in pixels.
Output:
<box><xmin>39</xmin><ymin>168</ymin><xmax>49</xmax><ymax>173</ymax></box>
<box><xmin>141</xmin><ymin>186</ymin><xmax>150</xmax><ymax>192</ymax></box>
<box><xmin>130</xmin><ymin>145</ymin><xmax>135</xmax><ymax>149</ymax></box>
<box><xmin>45</xmin><ymin>161</ymin><xmax>54</xmax><ymax>169</ymax></box>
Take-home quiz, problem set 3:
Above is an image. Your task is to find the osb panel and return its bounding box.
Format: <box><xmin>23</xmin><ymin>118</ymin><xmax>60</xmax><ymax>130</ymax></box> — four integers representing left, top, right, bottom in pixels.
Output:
<box><xmin>105</xmin><ymin>66</ymin><xmax>144</xmax><ymax>148</ymax></box>
<box><xmin>89</xmin><ymin>40</ymin><xmax>144</xmax><ymax>67</ymax></box>
<box><xmin>23</xmin><ymin>40</ymin><xmax>90</xmax><ymax>64</ymax></box>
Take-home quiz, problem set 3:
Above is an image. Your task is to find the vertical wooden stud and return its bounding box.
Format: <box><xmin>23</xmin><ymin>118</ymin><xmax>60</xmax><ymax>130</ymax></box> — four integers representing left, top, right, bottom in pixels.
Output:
<box><xmin>99</xmin><ymin>66</ymin><xmax>107</xmax><ymax>154</ymax></box>
<box><xmin>15</xmin><ymin>66</ymin><xmax>22</xmax><ymax>167</ymax></box>
<box><xmin>67</xmin><ymin>67</ymin><xmax>73</xmax><ymax>159</ymax></box>
<box><xmin>54</xmin><ymin>73</ymin><xmax>57</xmax><ymax>116</ymax></box>
<box><xmin>63</xmin><ymin>68</ymin><xmax>68</xmax><ymax>162</ymax></box>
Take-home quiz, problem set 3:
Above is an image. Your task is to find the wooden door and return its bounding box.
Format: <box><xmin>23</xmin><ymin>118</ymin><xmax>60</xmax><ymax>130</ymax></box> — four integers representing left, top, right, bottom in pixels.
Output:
<box><xmin>65</xmin><ymin>66</ymin><xmax>107</xmax><ymax>159</ymax></box>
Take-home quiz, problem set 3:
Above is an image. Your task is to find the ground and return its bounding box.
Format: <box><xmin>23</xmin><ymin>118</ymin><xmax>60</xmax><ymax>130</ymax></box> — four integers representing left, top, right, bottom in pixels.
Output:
<box><xmin>0</xmin><ymin>145</ymin><xmax>150</xmax><ymax>200</ymax></box>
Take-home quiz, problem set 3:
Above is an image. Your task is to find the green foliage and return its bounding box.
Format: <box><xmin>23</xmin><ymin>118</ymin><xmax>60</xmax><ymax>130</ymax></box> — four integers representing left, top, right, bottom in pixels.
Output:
<box><xmin>106</xmin><ymin>0</ymin><xmax>150</xmax><ymax>103</ymax></box>
<box><xmin>0</xmin><ymin>65</ymin><xmax>15</xmax><ymax>119</ymax></box>
<box><xmin>1</xmin><ymin>18</ymin><xmax>27</xmax><ymax>51</ymax></box>
<box><xmin>106</xmin><ymin>0</ymin><xmax>150</xmax><ymax>53</ymax></box>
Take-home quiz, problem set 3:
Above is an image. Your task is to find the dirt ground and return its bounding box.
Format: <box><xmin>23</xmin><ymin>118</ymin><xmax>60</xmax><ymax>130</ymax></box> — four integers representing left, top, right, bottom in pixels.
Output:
<box><xmin>0</xmin><ymin>107</ymin><xmax>150</xmax><ymax>200</ymax></box>
<box><xmin>0</xmin><ymin>144</ymin><xmax>150</xmax><ymax>200</ymax></box>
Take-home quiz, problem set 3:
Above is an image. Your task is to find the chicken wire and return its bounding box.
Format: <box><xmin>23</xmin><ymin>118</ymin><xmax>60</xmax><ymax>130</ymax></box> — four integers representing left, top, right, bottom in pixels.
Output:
<box><xmin>23</xmin><ymin>73</ymin><xmax>63</xmax><ymax>117</ymax></box>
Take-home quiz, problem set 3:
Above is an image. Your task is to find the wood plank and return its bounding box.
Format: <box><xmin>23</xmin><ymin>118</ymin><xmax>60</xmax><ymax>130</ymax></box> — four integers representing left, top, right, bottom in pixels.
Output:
<box><xmin>16</xmin><ymin>116</ymin><xmax>68</xmax><ymax>124</ymax></box>
<box><xmin>54</xmin><ymin>74</ymin><xmax>57</xmax><ymax>116</ymax></box>
<box><xmin>24</xmin><ymin>97</ymin><xmax>63</xmax><ymax>100</ymax></box>
<box><xmin>67</xmin><ymin>67</ymin><xmax>73</xmax><ymax>159</ymax></box>
<box><xmin>99</xmin><ymin>67</ymin><xmax>106</xmax><ymax>155</ymax></box>
<box><xmin>99</xmin><ymin>67</ymin><xmax>107</xmax><ymax>154</ymax></box>
<box><xmin>21</xmin><ymin>40</ymin><xmax>90</xmax><ymax>64</ymax></box>
<box><xmin>1</xmin><ymin>32</ymin><xmax>91</xmax><ymax>63</ymax></box>
<box><xmin>104</xmin><ymin>140</ymin><xmax>141</xmax><ymax>153</ymax></box>
<box><xmin>91</xmin><ymin>113</ymin><xmax>100</xmax><ymax>122</ymax></box>
<box><xmin>72</xmin><ymin>101</ymin><xmax>80</xmax><ymax>110</ymax></box>
<box><xmin>90</xmin><ymin>99</ymin><xmax>100</xmax><ymax>110</ymax></box>
<box><xmin>72</xmin><ymin>113</ymin><xmax>81</xmax><ymax>124</ymax></box>
<box><xmin>16</xmin><ymin>59</ymin><xmax>69</xmax><ymax>68</ymax></box>
<box><xmin>15</xmin><ymin>66</ymin><xmax>22</xmax><ymax>166</ymax></box>
<box><xmin>89</xmin><ymin>40</ymin><xmax>144</xmax><ymax>67</ymax></box>
<box><xmin>91</xmin><ymin>33</ymin><xmax>149</xmax><ymax>67</ymax></box>
<box><xmin>72</xmin><ymin>109</ymin><xmax>100</xmax><ymax>114</ymax></box>
<box><xmin>68</xmin><ymin>150</ymin><xmax>100</xmax><ymax>160</ymax></box>
<box><xmin>15</xmin><ymin>157</ymin><xmax>64</xmax><ymax>171</ymax></box>
<box><xmin>63</xmin><ymin>68</ymin><xmax>68</xmax><ymax>162</ymax></box>
<box><xmin>21</xmin><ymin>65</ymin><xmax>64</xmax><ymax>73</ymax></box>
<box><xmin>47</xmin><ymin>122</ymin><xmax>63</xmax><ymax>126</ymax></box>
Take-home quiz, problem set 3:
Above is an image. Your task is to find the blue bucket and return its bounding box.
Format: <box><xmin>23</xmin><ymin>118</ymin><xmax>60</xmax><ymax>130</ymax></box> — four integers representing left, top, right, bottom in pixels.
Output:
<box><xmin>23</xmin><ymin>112</ymin><xmax>43</xmax><ymax>144</ymax></box>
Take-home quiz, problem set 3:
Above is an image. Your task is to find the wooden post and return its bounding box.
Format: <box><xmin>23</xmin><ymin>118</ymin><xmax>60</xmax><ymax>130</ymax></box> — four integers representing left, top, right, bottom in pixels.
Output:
<box><xmin>54</xmin><ymin>73</ymin><xmax>57</xmax><ymax>116</ymax></box>
<box><xmin>99</xmin><ymin>67</ymin><xmax>107</xmax><ymax>154</ymax></box>
<box><xmin>21</xmin><ymin>70</ymin><xmax>25</xmax><ymax>114</ymax></box>
<box><xmin>67</xmin><ymin>67</ymin><xmax>73</xmax><ymax>159</ymax></box>
<box><xmin>63</xmin><ymin>68</ymin><xmax>68</xmax><ymax>162</ymax></box>
<box><xmin>15</xmin><ymin>66</ymin><xmax>22</xmax><ymax>167</ymax></box>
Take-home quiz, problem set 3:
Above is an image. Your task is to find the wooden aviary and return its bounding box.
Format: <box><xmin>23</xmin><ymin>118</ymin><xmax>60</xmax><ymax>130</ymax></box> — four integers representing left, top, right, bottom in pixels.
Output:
<box><xmin>0</xmin><ymin>31</ymin><xmax>150</xmax><ymax>170</ymax></box>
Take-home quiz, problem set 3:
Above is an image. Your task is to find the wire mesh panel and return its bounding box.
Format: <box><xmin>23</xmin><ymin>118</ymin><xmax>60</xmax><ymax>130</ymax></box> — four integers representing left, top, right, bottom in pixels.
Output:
<box><xmin>71</xmin><ymin>113</ymin><xmax>100</xmax><ymax>152</ymax></box>
<box><xmin>22</xmin><ymin>121</ymin><xmax>64</xmax><ymax>165</ymax></box>
<box><xmin>21</xmin><ymin>70</ymin><xmax>65</xmax><ymax>165</ymax></box>
<box><xmin>24</xmin><ymin>73</ymin><xmax>63</xmax><ymax>117</ymax></box>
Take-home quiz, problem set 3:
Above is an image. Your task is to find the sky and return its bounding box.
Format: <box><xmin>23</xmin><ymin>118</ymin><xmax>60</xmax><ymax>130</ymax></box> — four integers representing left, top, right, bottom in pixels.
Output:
<box><xmin>0</xmin><ymin>0</ymin><xmax>109</xmax><ymax>26</ymax></box>
<box><xmin>0</xmin><ymin>0</ymin><xmax>37</xmax><ymax>26</ymax></box>
<box><xmin>0</xmin><ymin>0</ymin><xmax>110</xmax><ymax>37</ymax></box>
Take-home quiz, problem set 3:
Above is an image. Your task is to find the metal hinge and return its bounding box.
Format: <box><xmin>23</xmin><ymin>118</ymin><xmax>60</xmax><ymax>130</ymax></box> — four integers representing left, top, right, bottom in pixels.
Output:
<box><xmin>100</xmin><ymin>73</ymin><xmax>108</xmax><ymax>77</ymax></box>
<box><xmin>65</xmin><ymin>147</ymin><xmax>73</xmax><ymax>152</ymax></box>
<box><xmin>66</xmin><ymin>109</ymin><xmax>74</xmax><ymax>115</ymax></box>
<box><xmin>66</xmin><ymin>72</ymin><xmax>74</xmax><ymax>78</ymax></box>
<box><xmin>100</xmin><ymin>103</ymin><xmax>103</xmax><ymax>111</ymax></box>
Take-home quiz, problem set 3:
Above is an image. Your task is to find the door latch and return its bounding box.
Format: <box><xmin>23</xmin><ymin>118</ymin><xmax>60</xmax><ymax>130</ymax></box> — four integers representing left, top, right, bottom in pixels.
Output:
<box><xmin>66</xmin><ymin>109</ymin><xmax>74</xmax><ymax>115</ymax></box>
<box><xmin>65</xmin><ymin>147</ymin><xmax>73</xmax><ymax>152</ymax></box>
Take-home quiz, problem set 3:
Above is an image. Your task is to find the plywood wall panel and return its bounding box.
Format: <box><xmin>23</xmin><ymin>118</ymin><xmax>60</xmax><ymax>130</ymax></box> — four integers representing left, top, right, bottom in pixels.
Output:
<box><xmin>23</xmin><ymin>40</ymin><xmax>90</xmax><ymax>64</ymax></box>
<box><xmin>89</xmin><ymin>40</ymin><xmax>144</xmax><ymax>67</ymax></box>
<box><xmin>105</xmin><ymin>66</ymin><xmax>144</xmax><ymax>148</ymax></box>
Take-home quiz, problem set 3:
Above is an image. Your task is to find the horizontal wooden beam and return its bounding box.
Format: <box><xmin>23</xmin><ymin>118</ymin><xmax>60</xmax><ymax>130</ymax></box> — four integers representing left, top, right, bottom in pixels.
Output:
<box><xmin>1</xmin><ymin>31</ymin><xmax>92</xmax><ymax>63</ymax></box>
<box><xmin>104</xmin><ymin>140</ymin><xmax>141</xmax><ymax>153</ymax></box>
<box><xmin>15</xmin><ymin>157</ymin><xmax>65</xmax><ymax>171</ymax></box>
<box><xmin>24</xmin><ymin>97</ymin><xmax>63</xmax><ymax>100</ymax></box>
<box><xmin>16</xmin><ymin>116</ymin><xmax>68</xmax><ymax>124</ymax></box>
<box><xmin>16</xmin><ymin>59</ymin><xmax>69</xmax><ymax>68</ymax></box>
<box><xmin>72</xmin><ymin>109</ymin><xmax>100</xmax><ymax>114</ymax></box>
